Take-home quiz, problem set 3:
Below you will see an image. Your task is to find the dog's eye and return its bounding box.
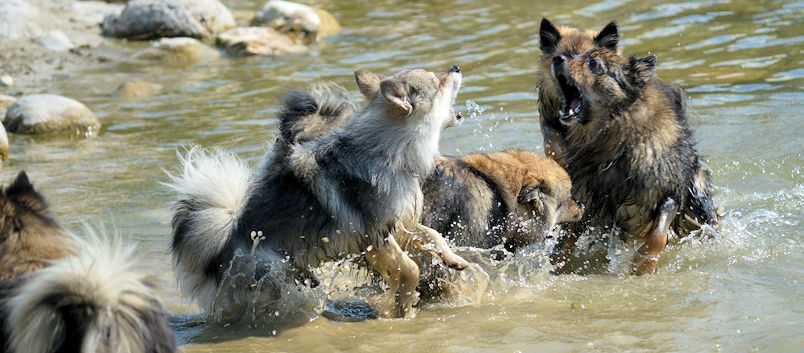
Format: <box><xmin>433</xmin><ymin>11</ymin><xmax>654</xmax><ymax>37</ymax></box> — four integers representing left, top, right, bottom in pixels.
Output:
<box><xmin>410</xmin><ymin>87</ymin><xmax>419</xmax><ymax>96</ymax></box>
<box><xmin>588</xmin><ymin>58</ymin><xmax>602</xmax><ymax>74</ymax></box>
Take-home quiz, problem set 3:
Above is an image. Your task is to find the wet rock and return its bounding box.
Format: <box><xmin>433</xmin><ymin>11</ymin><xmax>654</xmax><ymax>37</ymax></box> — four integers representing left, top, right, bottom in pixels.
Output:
<box><xmin>0</xmin><ymin>95</ymin><xmax>16</xmax><ymax>123</ymax></box>
<box><xmin>134</xmin><ymin>37</ymin><xmax>219</xmax><ymax>65</ymax></box>
<box><xmin>36</xmin><ymin>30</ymin><xmax>75</xmax><ymax>52</ymax></box>
<box><xmin>4</xmin><ymin>94</ymin><xmax>100</xmax><ymax>136</ymax></box>
<box><xmin>113</xmin><ymin>80</ymin><xmax>163</xmax><ymax>99</ymax></box>
<box><xmin>322</xmin><ymin>299</ymin><xmax>378</xmax><ymax>322</ymax></box>
<box><xmin>0</xmin><ymin>76</ymin><xmax>13</xmax><ymax>88</ymax></box>
<box><xmin>0</xmin><ymin>0</ymin><xmax>42</xmax><ymax>41</ymax></box>
<box><xmin>101</xmin><ymin>0</ymin><xmax>235</xmax><ymax>40</ymax></box>
<box><xmin>250</xmin><ymin>0</ymin><xmax>340</xmax><ymax>41</ymax></box>
<box><xmin>217</xmin><ymin>27</ymin><xmax>307</xmax><ymax>56</ymax></box>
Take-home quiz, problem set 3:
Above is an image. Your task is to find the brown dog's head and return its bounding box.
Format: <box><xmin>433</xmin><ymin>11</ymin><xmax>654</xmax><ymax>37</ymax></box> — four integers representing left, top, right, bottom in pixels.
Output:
<box><xmin>355</xmin><ymin>66</ymin><xmax>464</xmax><ymax>129</ymax></box>
<box><xmin>539</xmin><ymin>18</ymin><xmax>656</xmax><ymax>126</ymax></box>
<box><xmin>509</xmin><ymin>152</ymin><xmax>584</xmax><ymax>230</ymax></box>
<box><xmin>0</xmin><ymin>171</ymin><xmax>56</xmax><ymax>243</ymax></box>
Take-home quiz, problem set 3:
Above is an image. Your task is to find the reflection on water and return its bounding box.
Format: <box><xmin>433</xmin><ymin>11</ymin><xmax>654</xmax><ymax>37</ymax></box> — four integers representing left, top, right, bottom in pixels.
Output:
<box><xmin>2</xmin><ymin>0</ymin><xmax>802</xmax><ymax>351</ymax></box>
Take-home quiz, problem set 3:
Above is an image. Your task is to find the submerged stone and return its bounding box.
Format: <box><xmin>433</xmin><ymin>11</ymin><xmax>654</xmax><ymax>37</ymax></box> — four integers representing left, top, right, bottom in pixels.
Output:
<box><xmin>133</xmin><ymin>37</ymin><xmax>220</xmax><ymax>65</ymax></box>
<box><xmin>113</xmin><ymin>80</ymin><xmax>163</xmax><ymax>99</ymax></box>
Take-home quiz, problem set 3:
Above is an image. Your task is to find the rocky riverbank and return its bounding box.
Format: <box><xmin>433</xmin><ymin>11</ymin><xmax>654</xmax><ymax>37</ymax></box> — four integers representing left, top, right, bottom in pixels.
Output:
<box><xmin>0</xmin><ymin>0</ymin><xmax>340</xmax><ymax>164</ymax></box>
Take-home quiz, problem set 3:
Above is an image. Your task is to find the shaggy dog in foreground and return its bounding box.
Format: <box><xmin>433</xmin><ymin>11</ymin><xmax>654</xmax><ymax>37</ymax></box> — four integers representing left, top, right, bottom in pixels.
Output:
<box><xmin>167</xmin><ymin>66</ymin><xmax>469</xmax><ymax>320</ymax></box>
<box><xmin>537</xmin><ymin>18</ymin><xmax>719</xmax><ymax>275</ymax></box>
<box><xmin>0</xmin><ymin>171</ymin><xmax>176</xmax><ymax>353</ymax></box>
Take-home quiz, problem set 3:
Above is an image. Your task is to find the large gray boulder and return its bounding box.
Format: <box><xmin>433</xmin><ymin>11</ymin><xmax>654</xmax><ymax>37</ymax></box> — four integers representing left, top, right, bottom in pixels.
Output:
<box><xmin>4</xmin><ymin>95</ymin><xmax>100</xmax><ymax>136</ymax></box>
<box><xmin>102</xmin><ymin>0</ymin><xmax>235</xmax><ymax>40</ymax></box>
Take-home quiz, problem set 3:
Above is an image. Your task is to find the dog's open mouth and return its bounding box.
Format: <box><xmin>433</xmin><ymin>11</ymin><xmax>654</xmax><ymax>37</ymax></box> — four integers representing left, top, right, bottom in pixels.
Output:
<box><xmin>555</xmin><ymin>72</ymin><xmax>582</xmax><ymax>124</ymax></box>
<box><xmin>446</xmin><ymin>65</ymin><xmax>463</xmax><ymax>125</ymax></box>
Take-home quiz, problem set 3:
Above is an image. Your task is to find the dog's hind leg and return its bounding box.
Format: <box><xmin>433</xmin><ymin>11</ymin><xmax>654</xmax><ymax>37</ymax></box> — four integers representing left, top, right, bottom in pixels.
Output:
<box><xmin>412</xmin><ymin>224</ymin><xmax>470</xmax><ymax>270</ymax></box>
<box><xmin>632</xmin><ymin>198</ymin><xmax>678</xmax><ymax>275</ymax></box>
<box><xmin>366</xmin><ymin>235</ymin><xmax>420</xmax><ymax>318</ymax></box>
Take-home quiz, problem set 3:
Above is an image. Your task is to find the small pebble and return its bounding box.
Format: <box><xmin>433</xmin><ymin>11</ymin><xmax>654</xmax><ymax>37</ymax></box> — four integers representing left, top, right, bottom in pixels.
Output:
<box><xmin>0</xmin><ymin>75</ymin><xmax>13</xmax><ymax>87</ymax></box>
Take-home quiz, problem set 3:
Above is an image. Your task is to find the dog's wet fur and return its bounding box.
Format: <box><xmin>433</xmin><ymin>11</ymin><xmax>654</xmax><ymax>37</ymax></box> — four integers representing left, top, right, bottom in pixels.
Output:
<box><xmin>537</xmin><ymin>18</ymin><xmax>719</xmax><ymax>274</ymax></box>
<box><xmin>0</xmin><ymin>171</ymin><xmax>175</xmax><ymax>353</ymax></box>
<box><xmin>168</xmin><ymin>66</ymin><xmax>468</xmax><ymax>319</ymax></box>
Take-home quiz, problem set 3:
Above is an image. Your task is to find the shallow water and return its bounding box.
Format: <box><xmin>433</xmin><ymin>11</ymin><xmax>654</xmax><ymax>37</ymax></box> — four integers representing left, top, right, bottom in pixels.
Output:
<box><xmin>4</xmin><ymin>0</ymin><xmax>803</xmax><ymax>351</ymax></box>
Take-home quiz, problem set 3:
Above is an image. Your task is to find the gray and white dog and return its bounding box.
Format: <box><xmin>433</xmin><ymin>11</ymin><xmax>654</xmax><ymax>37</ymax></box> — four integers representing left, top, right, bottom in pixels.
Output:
<box><xmin>167</xmin><ymin>66</ymin><xmax>469</xmax><ymax>320</ymax></box>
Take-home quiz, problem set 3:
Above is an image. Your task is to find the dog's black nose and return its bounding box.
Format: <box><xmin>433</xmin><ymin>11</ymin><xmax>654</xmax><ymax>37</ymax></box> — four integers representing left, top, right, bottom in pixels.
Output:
<box><xmin>448</xmin><ymin>65</ymin><xmax>461</xmax><ymax>73</ymax></box>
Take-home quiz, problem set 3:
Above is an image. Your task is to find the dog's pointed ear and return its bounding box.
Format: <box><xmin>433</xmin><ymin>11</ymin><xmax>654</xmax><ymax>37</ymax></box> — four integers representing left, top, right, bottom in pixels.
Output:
<box><xmin>355</xmin><ymin>69</ymin><xmax>384</xmax><ymax>99</ymax></box>
<box><xmin>6</xmin><ymin>171</ymin><xmax>35</xmax><ymax>196</ymax></box>
<box><xmin>629</xmin><ymin>54</ymin><xmax>657</xmax><ymax>86</ymax></box>
<box><xmin>594</xmin><ymin>21</ymin><xmax>619</xmax><ymax>51</ymax></box>
<box><xmin>380</xmin><ymin>79</ymin><xmax>412</xmax><ymax>117</ymax></box>
<box><xmin>539</xmin><ymin>18</ymin><xmax>561</xmax><ymax>54</ymax></box>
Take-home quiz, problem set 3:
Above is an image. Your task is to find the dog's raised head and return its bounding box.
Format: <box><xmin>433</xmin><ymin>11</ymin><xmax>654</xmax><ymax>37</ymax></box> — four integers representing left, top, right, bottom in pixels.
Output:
<box><xmin>509</xmin><ymin>151</ymin><xmax>584</xmax><ymax>229</ymax></box>
<box><xmin>355</xmin><ymin>65</ymin><xmax>463</xmax><ymax>129</ymax></box>
<box><xmin>539</xmin><ymin>18</ymin><xmax>657</xmax><ymax>127</ymax></box>
<box><xmin>558</xmin><ymin>47</ymin><xmax>656</xmax><ymax>126</ymax></box>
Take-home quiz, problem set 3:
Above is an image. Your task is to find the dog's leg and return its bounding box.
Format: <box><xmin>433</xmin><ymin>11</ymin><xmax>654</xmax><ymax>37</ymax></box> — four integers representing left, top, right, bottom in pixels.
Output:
<box><xmin>549</xmin><ymin>231</ymin><xmax>580</xmax><ymax>273</ymax></box>
<box><xmin>365</xmin><ymin>235</ymin><xmax>420</xmax><ymax>318</ymax></box>
<box><xmin>412</xmin><ymin>224</ymin><xmax>470</xmax><ymax>270</ymax></box>
<box><xmin>541</xmin><ymin>116</ymin><xmax>568</xmax><ymax>167</ymax></box>
<box><xmin>632</xmin><ymin>198</ymin><xmax>678</xmax><ymax>275</ymax></box>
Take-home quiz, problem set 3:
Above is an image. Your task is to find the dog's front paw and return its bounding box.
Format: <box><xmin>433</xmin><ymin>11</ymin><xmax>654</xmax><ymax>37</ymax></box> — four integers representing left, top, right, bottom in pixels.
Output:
<box><xmin>442</xmin><ymin>252</ymin><xmax>471</xmax><ymax>271</ymax></box>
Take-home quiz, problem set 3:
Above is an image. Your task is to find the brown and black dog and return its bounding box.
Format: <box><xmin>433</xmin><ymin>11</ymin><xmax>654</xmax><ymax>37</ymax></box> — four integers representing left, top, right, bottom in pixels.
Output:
<box><xmin>537</xmin><ymin>18</ymin><xmax>719</xmax><ymax>275</ymax></box>
<box><xmin>0</xmin><ymin>171</ymin><xmax>176</xmax><ymax>353</ymax></box>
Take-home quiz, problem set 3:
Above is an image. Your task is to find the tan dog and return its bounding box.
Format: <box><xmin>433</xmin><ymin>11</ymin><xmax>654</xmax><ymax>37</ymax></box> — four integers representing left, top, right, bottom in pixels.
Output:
<box><xmin>422</xmin><ymin>150</ymin><xmax>583</xmax><ymax>252</ymax></box>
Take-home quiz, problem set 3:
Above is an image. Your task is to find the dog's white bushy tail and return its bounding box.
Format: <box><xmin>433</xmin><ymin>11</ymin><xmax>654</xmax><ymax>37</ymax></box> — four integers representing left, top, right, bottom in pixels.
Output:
<box><xmin>6</xmin><ymin>228</ymin><xmax>175</xmax><ymax>353</ymax></box>
<box><xmin>164</xmin><ymin>147</ymin><xmax>252</xmax><ymax>312</ymax></box>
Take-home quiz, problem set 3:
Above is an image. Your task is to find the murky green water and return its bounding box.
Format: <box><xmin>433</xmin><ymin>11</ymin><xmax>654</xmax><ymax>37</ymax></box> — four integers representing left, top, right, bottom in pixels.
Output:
<box><xmin>4</xmin><ymin>0</ymin><xmax>802</xmax><ymax>351</ymax></box>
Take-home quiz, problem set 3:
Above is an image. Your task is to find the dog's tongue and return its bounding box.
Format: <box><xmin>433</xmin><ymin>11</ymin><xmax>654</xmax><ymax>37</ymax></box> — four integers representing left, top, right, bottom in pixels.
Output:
<box><xmin>570</xmin><ymin>98</ymin><xmax>581</xmax><ymax>111</ymax></box>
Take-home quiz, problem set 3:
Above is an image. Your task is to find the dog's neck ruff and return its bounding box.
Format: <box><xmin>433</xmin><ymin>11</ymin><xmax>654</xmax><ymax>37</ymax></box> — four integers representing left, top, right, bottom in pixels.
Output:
<box><xmin>341</xmin><ymin>104</ymin><xmax>442</xmax><ymax>188</ymax></box>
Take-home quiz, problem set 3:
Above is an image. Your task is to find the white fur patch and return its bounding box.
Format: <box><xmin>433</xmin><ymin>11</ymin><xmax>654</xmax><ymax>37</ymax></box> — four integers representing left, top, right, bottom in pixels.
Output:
<box><xmin>164</xmin><ymin>147</ymin><xmax>253</xmax><ymax>311</ymax></box>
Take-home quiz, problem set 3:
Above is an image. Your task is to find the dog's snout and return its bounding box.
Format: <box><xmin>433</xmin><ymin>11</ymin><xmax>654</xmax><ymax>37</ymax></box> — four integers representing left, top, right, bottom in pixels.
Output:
<box><xmin>448</xmin><ymin>65</ymin><xmax>461</xmax><ymax>73</ymax></box>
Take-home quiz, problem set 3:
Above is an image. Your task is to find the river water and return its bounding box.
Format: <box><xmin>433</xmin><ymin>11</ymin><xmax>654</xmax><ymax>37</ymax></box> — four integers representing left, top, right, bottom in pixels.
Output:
<box><xmin>4</xmin><ymin>0</ymin><xmax>802</xmax><ymax>351</ymax></box>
